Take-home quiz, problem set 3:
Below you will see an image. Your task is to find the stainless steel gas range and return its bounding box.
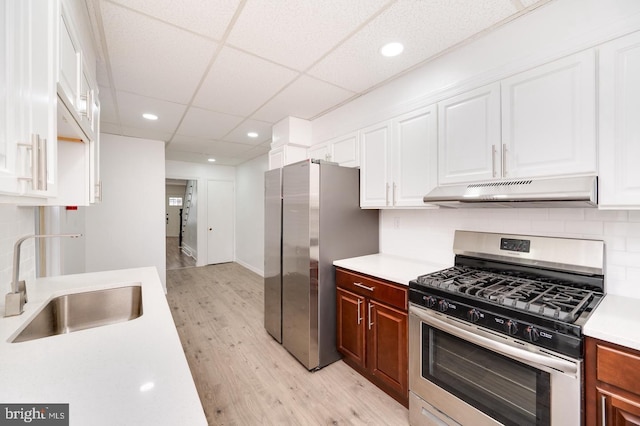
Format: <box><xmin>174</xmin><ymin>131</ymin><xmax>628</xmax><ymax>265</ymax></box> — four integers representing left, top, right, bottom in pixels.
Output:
<box><xmin>408</xmin><ymin>230</ymin><xmax>604</xmax><ymax>426</ymax></box>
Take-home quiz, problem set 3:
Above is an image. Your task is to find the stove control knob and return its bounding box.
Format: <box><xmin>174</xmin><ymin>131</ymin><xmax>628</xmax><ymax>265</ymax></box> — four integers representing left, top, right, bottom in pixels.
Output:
<box><xmin>525</xmin><ymin>326</ymin><xmax>540</xmax><ymax>342</ymax></box>
<box><xmin>438</xmin><ymin>300</ymin><xmax>449</xmax><ymax>312</ymax></box>
<box><xmin>505</xmin><ymin>320</ymin><xmax>518</xmax><ymax>335</ymax></box>
<box><xmin>423</xmin><ymin>296</ymin><xmax>437</xmax><ymax>308</ymax></box>
<box><xmin>467</xmin><ymin>309</ymin><xmax>480</xmax><ymax>323</ymax></box>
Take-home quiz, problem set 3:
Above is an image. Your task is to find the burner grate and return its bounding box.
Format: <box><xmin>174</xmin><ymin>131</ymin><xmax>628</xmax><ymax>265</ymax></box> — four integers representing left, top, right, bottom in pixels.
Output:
<box><xmin>415</xmin><ymin>267</ymin><xmax>595</xmax><ymax>323</ymax></box>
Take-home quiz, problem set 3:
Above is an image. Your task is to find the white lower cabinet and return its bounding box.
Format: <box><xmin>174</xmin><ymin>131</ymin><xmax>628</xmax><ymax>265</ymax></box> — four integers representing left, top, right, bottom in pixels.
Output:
<box><xmin>360</xmin><ymin>105</ymin><xmax>437</xmax><ymax>208</ymax></box>
<box><xmin>598</xmin><ymin>31</ymin><xmax>640</xmax><ymax>208</ymax></box>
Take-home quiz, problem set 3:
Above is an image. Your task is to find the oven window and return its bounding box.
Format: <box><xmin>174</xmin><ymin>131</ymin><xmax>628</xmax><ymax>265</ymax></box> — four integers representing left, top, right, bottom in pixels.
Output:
<box><xmin>422</xmin><ymin>323</ymin><xmax>550</xmax><ymax>426</ymax></box>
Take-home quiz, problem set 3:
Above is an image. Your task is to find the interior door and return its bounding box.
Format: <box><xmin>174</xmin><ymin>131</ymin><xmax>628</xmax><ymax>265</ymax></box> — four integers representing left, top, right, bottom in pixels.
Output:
<box><xmin>207</xmin><ymin>180</ymin><xmax>234</xmax><ymax>264</ymax></box>
<box><xmin>165</xmin><ymin>193</ymin><xmax>182</xmax><ymax>237</ymax></box>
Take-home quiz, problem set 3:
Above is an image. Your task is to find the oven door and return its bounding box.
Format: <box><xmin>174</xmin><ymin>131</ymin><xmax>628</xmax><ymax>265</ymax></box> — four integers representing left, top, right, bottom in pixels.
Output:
<box><xmin>409</xmin><ymin>305</ymin><xmax>581</xmax><ymax>426</ymax></box>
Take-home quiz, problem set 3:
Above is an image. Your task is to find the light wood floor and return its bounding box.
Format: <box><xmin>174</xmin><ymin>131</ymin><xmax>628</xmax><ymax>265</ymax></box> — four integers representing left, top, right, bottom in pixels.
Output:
<box><xmin>166</xmin><ymin>263</ymin><xmax>409</xmax><ymax>425</ymax></box>
<box><xmin>166</xmin><ymin>237</ymin><xmax>196</xmax><ymax>270</ymax></box>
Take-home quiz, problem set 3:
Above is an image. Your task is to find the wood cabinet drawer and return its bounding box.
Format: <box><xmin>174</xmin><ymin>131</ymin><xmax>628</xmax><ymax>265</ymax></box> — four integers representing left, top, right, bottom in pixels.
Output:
<box><xmin>597</xmin><ymin>343</ymin><xmax>640</xmax><ymax>396</ymax></box>
<box><xmin>336</xmin><ymin>268</ymin><xmax>407</xmax><ymax>311</ymax></box>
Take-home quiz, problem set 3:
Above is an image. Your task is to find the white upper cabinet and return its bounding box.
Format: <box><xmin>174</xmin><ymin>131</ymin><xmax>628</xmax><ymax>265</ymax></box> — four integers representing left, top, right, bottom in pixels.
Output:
<box><xmin>308</xmin><ymin>132</ymin><xmax>359</xmax><ymax>167</ymax></box>
<box><xmin>393</xmin><ymin>105</ymin><xmax>438</xmax><ymax>207</ymax></box>
<box><xmin>360</xmin><ymin>105</ymin><xmax>438</xmax><ymax>208</ymax></box>
<box><xmin>437</xmin><ymin>83</ymin><xmax>501</xmax><ymax>185</ymax></box>
<box><xmin>0</xmin><ymin>0</ymin><xmax>57</xmax><ymax>200</ymax></box>
<box><xmin>58</xmin><ymin>6</ymin><xmax>81</xmax><ymax>113</ymax></box>
<box><xmin>360</xmin><ymin>121</ymin><xmax>392</xmax><ymax>208</ymax></box>
<box><xmin>437</xmin><ymin>52</ymin><xmax>596</xmax><ymax>186</ymax></box>
<box><xmin>501</xmin><ymin>50</ymin><xmax>596</xmax><ymax>179</ymax></box>
<box><xmin>598</xmin><ymin>31</ymin><xmax>640</xmax><ymax>208</ymax></box>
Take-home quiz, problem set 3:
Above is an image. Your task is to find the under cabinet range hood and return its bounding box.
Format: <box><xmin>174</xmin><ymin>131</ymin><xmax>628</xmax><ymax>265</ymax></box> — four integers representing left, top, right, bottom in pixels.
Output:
<box><xmin>423</xmin><ymin>176</ymin><xmax>598</xmax><ymax>208</ymax></box>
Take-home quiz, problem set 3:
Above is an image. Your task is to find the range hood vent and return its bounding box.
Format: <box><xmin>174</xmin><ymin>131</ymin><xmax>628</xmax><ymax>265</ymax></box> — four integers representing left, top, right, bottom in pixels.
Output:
<box><xmin>423</xmin><ymin>176</ymin><xmax>597</xmax><ymax>208</ymax></box>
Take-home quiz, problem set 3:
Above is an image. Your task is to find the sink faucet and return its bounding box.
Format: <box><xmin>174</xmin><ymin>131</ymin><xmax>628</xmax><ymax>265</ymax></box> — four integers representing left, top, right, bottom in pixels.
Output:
<box><xmin>5</xmin><ymin>233</ymin><xmax>82</xmax><ymax>317</ymax></box>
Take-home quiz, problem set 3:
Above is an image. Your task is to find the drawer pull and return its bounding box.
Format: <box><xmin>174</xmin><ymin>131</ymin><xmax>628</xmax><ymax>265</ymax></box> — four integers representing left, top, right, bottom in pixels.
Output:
<box><xmin>353</xmin><ymin>282</ymin><xmax>374</xmax><ymax>292</ymax></box>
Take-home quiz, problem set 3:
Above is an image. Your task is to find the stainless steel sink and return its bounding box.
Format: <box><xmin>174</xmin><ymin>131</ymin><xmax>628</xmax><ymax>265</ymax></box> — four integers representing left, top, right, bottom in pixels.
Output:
<box><xmin>11</xmin><ymin>285</ymin><xmax>143</xmax><ymax>343</ymax></box>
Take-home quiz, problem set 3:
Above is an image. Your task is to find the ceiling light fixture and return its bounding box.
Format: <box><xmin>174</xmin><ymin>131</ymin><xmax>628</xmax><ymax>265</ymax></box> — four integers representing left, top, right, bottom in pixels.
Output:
<box><xmin>247</xmin><ymin>132</ymin><xmax>258</xmax><ymax>138</ymax></box>
<box><xmin>142</xmin><ymin>113</ymin><xmax>158</xmax><ymax>120</ymax></box>
<box><xmin>208</xmin><ymin>158</ymin><xmax>216</xmax><ymax>162</ymax></box>
<box><xmin>380</xmin><ymin>42</ymin><xmax>404</xmax><ymax>57</ymax></box>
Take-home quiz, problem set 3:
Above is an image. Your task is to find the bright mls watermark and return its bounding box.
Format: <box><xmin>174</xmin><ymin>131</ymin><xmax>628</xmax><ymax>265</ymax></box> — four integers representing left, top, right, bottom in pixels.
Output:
<box><xmin>0</xmin><ymin>404</ymin><xmax>68</xmax><ymax>425</ymax></box>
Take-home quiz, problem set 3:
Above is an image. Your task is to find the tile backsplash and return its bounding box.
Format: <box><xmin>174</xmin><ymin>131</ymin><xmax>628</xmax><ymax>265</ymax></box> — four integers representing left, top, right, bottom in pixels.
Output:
<box><xmin>0</xmin><ymin>206</ymin><xmax>36</xmax><ymax>295</ymax></box>
<box><xmin>380</xmin><ymin>208</ymin><xmax>640</xmax><ymax>299</ymax></box>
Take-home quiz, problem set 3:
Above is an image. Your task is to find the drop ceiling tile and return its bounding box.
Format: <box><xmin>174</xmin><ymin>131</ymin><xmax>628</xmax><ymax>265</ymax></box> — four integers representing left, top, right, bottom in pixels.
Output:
<box><xmin>108</xmin><ymin>0</ymin><xmax>240</xmax><ymax>40</ymax></box>
<box><xmin>100</xmin><ymin>122</ymin><xmax>122</xmax><ymax>135</ymax></box>
<box><xmin>252</xmin><ymin>75</ymin><xmax>355</xmax><ymax>123</ymax></box>
<box><xmin>100</xmin><ymin>1</ymin><xmax>216</xmax><ymax>104</ymax></box>
<box><xmin>116</xmin><ymin>91</ymin><xmax>187</xmax><ymax>134</ymax></box>
<box><xmin>226</xmin><ymin>0</ymin><xmax>390</xmax><ymax>70</ymax></box>
<box><xmin>308</xmin><ymin>0</ymin><xmax>519</xmax><ymax>92</ymax></box>
<box><xmin>119</xmin><ymin>126</ymin><xmax>175</xmax><ymax>142</ymax></box>
<box><xmin>170</xmin><ymin>136</ymin><xmax>251</xmax><ymax>157</ymax></box>
<box><xmin>193</xmin><ymin>47</ymin><xmax>299</xmax><ymax>117</ymax></box>
<box><xmin>176</xmin><ymin>107</ymin><xmax>245</xmax><ymax>139</ymax></box>
<box><xmin>221</xmin><ymin>118</ymin><xmax>273</xmax><ymax>145</ymax></box>
<box><xmin>96</xmin><ymin>61</ymin><xmax>110</xmax><ymax>87</ymax></box>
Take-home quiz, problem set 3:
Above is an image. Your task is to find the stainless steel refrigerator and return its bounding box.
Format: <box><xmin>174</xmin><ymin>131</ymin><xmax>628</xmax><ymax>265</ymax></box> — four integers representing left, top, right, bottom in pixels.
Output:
<box><xmin>264</xmin><ymin>159</ymin><xmax>379</xmax><ymax>370</ymax></box>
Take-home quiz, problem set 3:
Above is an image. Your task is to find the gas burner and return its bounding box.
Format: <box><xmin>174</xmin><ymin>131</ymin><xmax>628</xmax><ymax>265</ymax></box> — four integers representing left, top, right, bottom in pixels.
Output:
<box><xmin>414</xmin><ymin>266</ymin><xmax>595</xmax><ymax>323</ymax></box>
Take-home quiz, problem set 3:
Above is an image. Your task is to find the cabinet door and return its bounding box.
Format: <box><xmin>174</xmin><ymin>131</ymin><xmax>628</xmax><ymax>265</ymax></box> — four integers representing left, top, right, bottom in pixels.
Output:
<box><xmin>308</xmin><ymin>143</ymin><xmax>329</xmax><ymax>162</ymax></box>
<box><xmin>58</xmin><ymin>5</ymin><xmax>81</xmax><ymax>112</ymax></box>
<box><xmin>502</xmin><ymin>50</ymin><xmax>596</xmax><ymax>179</ymax></box>
<box><xmin>331</xmin><ymin>132</ymin><xmax>359</xmax><ymax>167</ymax></box>
<box><xmin>438</xmin><ymin>83</ymin><xmax>501</xmax><ymax>184</ymax></box>
<box><xmin>599</xmin><ymin>31</ymin><xmax>640</xmax><ymax>207</ymax></box>
<box><xmin>360</xmin><ymin>121</ymin><xmax>392</xmax><ymax>208</ymax></box>
<box><xmin>393</xmin><ymin>105</ymin><xmax>437</xmax><ymax>207</ymax></box>
<box><xmin>598</xmin><ymin>390</ymin><xmax>640</xmax><ymax>426</ymax></box>
<box><xmin>0</xmin><ymin>0</ymin><xmax>56</xmax><ymax>198</ymax></box>
<box><xmin>336</xmin><ymin>288</ymin><xmax>366</xmax><ymax>369</ymax></box>
<box><xmin>367</xmin><ymin>300</ymin><xmax>408</xmax><ymax>397</ymax></box>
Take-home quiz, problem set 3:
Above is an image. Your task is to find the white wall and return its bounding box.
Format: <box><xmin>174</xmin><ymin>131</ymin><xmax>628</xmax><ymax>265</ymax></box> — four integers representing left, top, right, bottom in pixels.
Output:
<box><xmin>235</xmin><ymin>154</ymin><xmax>268</xmax><ymax>275</ymax></box>
<box><xmin>0</xmin><ymin>206</ymin><xmax>36</xmax><ymax>297</ymax></box>
<box><xmin>165</xmin><ymin>160</ymin><xmax>235</xmax><ymax>267</ymax></box>
<box><xmin>85</xmin><ymin>134</ymin><xmax>166</xmax><ymax>288</ymax></box>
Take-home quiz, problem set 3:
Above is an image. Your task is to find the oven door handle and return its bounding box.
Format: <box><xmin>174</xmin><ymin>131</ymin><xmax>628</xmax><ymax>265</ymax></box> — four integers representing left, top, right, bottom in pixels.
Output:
<box><xmin>410</xmin><ymin>307</ymin><xmax>578</xmax><ymax>375</ymax></box>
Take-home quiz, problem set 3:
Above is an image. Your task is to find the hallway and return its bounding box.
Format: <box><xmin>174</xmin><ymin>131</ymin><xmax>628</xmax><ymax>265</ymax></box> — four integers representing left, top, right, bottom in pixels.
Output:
<box><xmin>166</xmin><ymin>236</ymin><xmax>196</xmax><ymax>270</ymax></box>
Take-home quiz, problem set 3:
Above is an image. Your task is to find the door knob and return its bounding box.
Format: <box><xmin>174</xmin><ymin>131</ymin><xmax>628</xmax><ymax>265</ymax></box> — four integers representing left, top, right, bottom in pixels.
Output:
<box><xmin>209</xmin><ymin>228</ymin><xmax>212</xmax><ymax>231</ymax></box>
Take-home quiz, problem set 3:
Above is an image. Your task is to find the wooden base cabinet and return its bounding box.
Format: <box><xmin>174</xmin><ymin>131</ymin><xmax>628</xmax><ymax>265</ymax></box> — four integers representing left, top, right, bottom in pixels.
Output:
<box><xmin>336</xmin><ymin>268</ymin><xmax>408</xmax><ymax>407</ymax></box>
<box><xmin>585</xmin><ymin>337</ymin><xmax>640</xmax><ymax>425</ymax></box>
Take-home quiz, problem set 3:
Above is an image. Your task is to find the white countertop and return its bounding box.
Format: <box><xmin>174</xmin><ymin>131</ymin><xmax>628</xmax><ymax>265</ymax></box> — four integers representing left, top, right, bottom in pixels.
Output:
<box><xmin>0</xmin><ymin>267</ymin><xmax>207</xmax><ymax>426</ymax></box>
<box><xmin>584</xmin><ymin>293</ymin><xmax>640</xmax><ymax>351</ymax></box>
<box><xmin>333</xmin><ymin>253</ymin><xmax>449</xmax><ymax>285</ymax></box>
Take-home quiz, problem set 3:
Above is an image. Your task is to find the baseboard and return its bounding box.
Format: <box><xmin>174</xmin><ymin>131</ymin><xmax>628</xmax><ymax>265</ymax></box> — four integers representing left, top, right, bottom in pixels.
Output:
<box><xmin>235</xmin><ymin>259</ymin><xmax>264</xmax><ymax>277</ymax></box>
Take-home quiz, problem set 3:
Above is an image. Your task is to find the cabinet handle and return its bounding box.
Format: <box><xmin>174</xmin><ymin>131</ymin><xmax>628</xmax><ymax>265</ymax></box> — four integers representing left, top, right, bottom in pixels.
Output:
<box><xmin>491</xmin><ymin>145</ymin><xmax>497</xmax><ymax>178</ymax></box>
<box><xmin>353</xmin><ymin>282</ymin><xmax>374</xmax><ymax>292</ymax></box>
<box><xmin>368</xmin><ymin>303</ymin><xmax>374</xmax><ymax>330</ymax></box>
<box><xmin>39</xmin><ymin>137</ymin><xmax>47</xmax><ymax>191</ymax></box>
<box><xmin>392</xmin><ymin>182</ymin><xmax>397</xmax><ymax>206</ymax></box>
<box><xmin>80</xmin><ymin>90</ymin><xmax>93</xmax><ymax>125</ymax></box>
<box><xmin>385</xmin><ymin>183</ymin><xmax>390</xmax><ymax>206</ymax></box>
<box><xmin>502</xmin><ymin>144</ymin><xmax>507</xmax><ymax>177</ymax></box>
<box><xmin>601</xmin><ymin>394</ymin><xmax>607</xmax><ymax>426</ymax></box>
<box><xmin>357</xmin><ymin>299</ymin><xmax>362</xmax><ymax>325</ymax></box>
<box><xmin>95</xmin><ymin>181</ymin><xmax>102</xmax><ymax>201</ymax></box>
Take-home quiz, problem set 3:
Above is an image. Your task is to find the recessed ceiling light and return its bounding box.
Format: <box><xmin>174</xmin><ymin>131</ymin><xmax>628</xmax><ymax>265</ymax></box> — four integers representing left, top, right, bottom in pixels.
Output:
<box><xmin>208</xmin><ymin>158</ymin><xmax>216</xmax><ymax>162</ymax></box>
<box><xmin>247</xmin><ymin>132</ymin><xmax>258</xmax><ymax>138</ymax></box>
<box><xmin>142</xmin><ymin>113</ymin><xmax>158</xmax><ymax>120</ymax></box>
<box><xmin>380</xmin><ymin>42</ymin><xmax>404</xmax><ymax>57</ymax></box>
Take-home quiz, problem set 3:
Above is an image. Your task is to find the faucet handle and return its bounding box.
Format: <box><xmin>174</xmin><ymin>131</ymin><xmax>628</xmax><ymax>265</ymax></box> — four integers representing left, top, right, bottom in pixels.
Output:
<box><xmin>5</xmin><ymin>286</ymin><xmax>26</xmax><ymax>317</ymax></box>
